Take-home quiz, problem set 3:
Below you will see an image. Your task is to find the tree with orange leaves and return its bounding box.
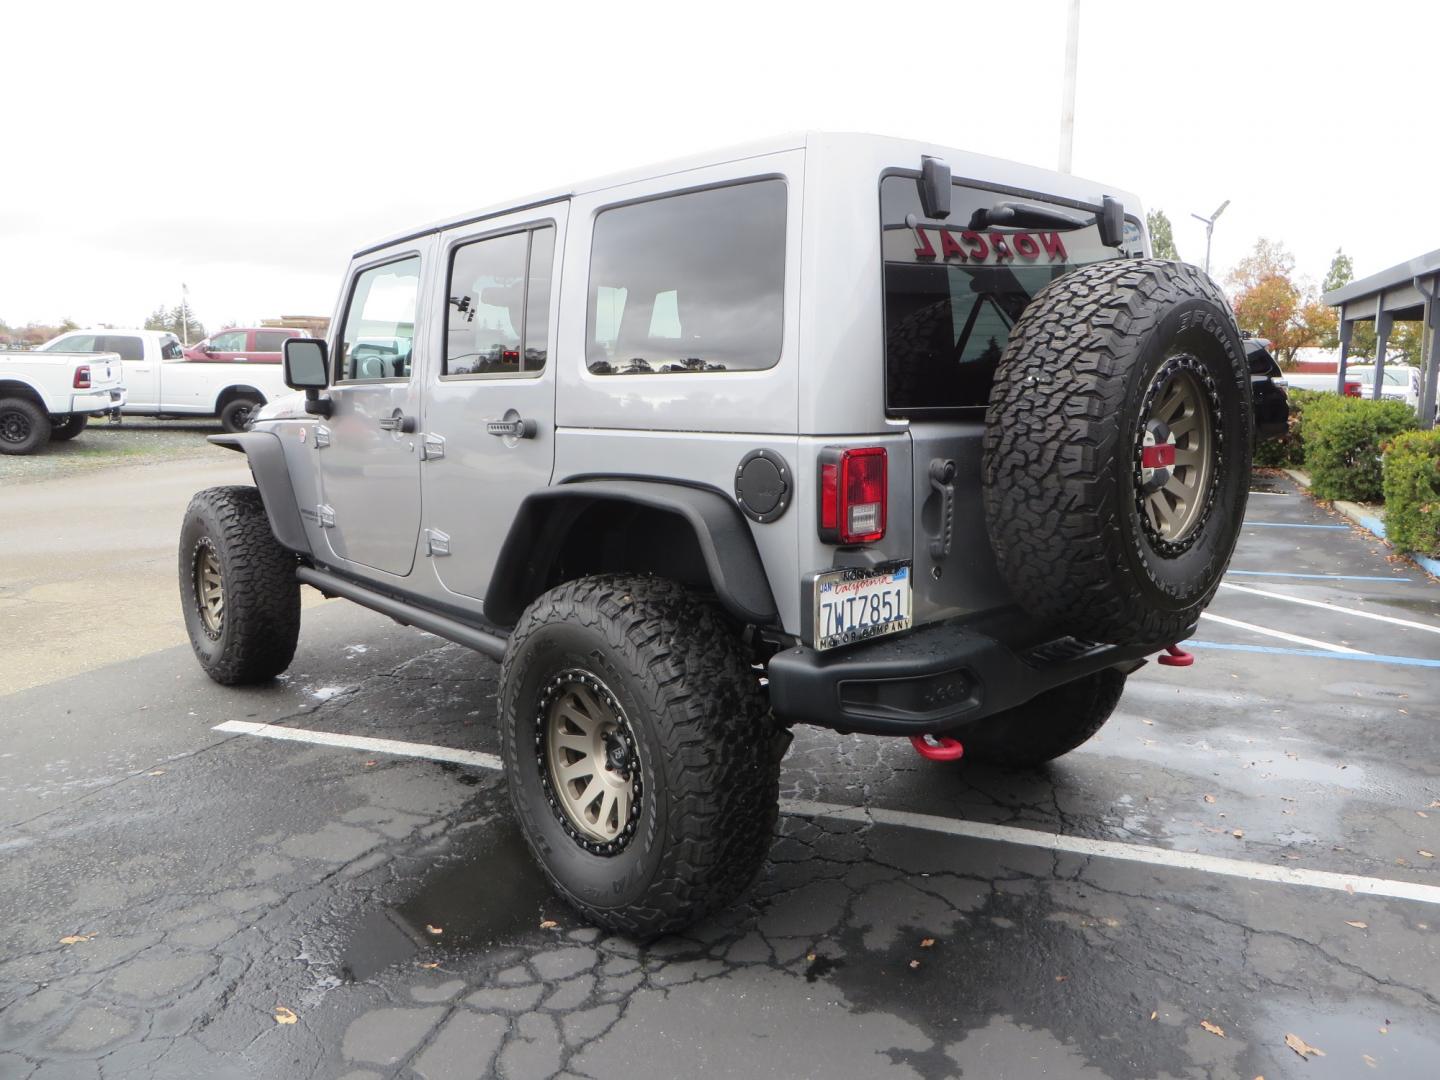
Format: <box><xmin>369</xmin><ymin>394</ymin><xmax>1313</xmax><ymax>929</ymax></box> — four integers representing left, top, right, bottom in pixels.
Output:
<box><xmin>1226</xmin><ymin>239</ymin><xmax>1335</xmax><ymax>367</ymax></box>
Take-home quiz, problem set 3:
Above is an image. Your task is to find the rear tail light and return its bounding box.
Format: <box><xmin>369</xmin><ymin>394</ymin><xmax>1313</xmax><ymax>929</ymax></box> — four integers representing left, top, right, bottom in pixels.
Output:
<box><xmin>817</xmin><ymin>446</ymin><xmax>887</xmax><ymax>544</ymax></box>
<box><xmin>73</xmin><ymin>365</ymin><xmax>91</xmax><ymax>389</ymax></box>
<box><xmin>1344</xmin><ymin>381</ymin><xmax>1361</xmax><ymax>397</ymax></box>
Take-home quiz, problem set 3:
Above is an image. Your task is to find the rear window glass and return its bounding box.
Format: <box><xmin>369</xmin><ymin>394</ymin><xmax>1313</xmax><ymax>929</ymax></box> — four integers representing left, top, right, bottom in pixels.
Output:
<box><xmin>586</xmin><ymin>180</ymin><xmax>786</xmax><ymax>374</ymax></box>
<box><xmin>161</xmin><ymin>336</ymin><xmax>184</xmax><ymax>360</ymax></box>
<box><xmin>100</xmin><ymin>335</ymin><xmax>145</xmax><ymax>362</ymax></box>
<box><xmin>881</xmin><ymin>176</ymin><xmax>1126</xmax><ymax>416</ymax></box>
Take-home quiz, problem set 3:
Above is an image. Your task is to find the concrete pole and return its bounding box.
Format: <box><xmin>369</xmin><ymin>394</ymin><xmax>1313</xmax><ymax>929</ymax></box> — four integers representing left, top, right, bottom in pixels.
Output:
<box><xmin>1336</xmin><ymin>317</ymin><xmax>1353</xmax><ymax>393</ymax></box>
<box><xmin>1418</xmin><ymin>275</ymin><xmax>1440</xmax><ymax>429</ymax></box>
<box><xmin>1058</xmin><ymin>0</ymin><xmax>1079</xmax><ymax>173</ymax></box>
<box><xmin>1373</xmin><ymin>300</ymin><xmax>1393</xmax><ymax>401</ymax></box>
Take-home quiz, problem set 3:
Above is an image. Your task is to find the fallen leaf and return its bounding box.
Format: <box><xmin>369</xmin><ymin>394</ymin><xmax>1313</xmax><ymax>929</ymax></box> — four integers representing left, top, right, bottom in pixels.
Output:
<box><xmin>1345</xmin><ymin>883</ymin><xmax>1357</xmax><ymax>895</ymax></box>
<box><xmin>425</xmin><ymin>924</ymin><xmax>443</xmax><ymax>936</ymax></box>
<box><xmin>418</xmin><ymin>961</ymin><xmax>440</xmax><ymax>969</ymax></box>
<box><xmin>1364</xmin><ymin>1054</ymin><xmax>1378</xmax><ymax>1068</ymax></box>
<box><xmin>148</xmin><ymin>769</ymin><xmax>165</xmax><ymax>776</ymax></box>
<box><xmin>273</xmin><ymin>1006</ymin><xmax>298</xmax><ymax>1025</ymax></box>
<box><xmin>1418</xmin><ymin>811</ymin><xmax>1429</xmax><ymax>818</ymax></box>
<box><xmin>1232</xmin><ymin>829</ymin><xmax>1245</xmax><ymax>839</ymax></box>
<box><xmin>1420</xmin><ymin>850</ymin><xmax>1435</xmax><ymax>859</ymax></box>
<box><xmin>1284</xmin><ymin>1033</ymin><xmax>1325</xmax><ymax>1059</ymax></box>
<box><xmin>806</xmin><ymin>952</ymin><xmax>817</xmax><ymax>963</ymax></box>
<box><xmin>1203</xmin><ymin>794</ymin><xmax>1217</xmax><ymax>804</ymax></box>
<box><xmin>364</xmin><ymin>760</ymin><xmax>377</xmax><ymax>768</ymax></box>
<box><xmin>58</xmin><ymin>934</ymin><xmax>95</xmax><ymax>945</ymax></box>
<box><xmin>1141</xmin><ymin>718</ymin><xmax>1154</xmax><ymax>726</ymax></box>
<box><xmin>1200</xmin><ymin>1019</ymin><xmax>1226</xmax><ymax>1038</ymax></box>
<box><xmin>1430</xmin><ymin>800</ymin><xmax>1440</xmax><ymax>809</ymax></box>
<box><xmin>908</xmin><ymin>959</ymin><xmax>920</xmax><ymax>969</ymax></box>
<box><xmin>1150</xmin><ymin>1010</ymin><xmax>1158</xmax><ymax>1021</ymax></box>
<box><xmin>1054</xmin><ymin>975</ymin><xmax>1069</xmax><ymax>982</ymax></box>
<box><xmin>1345</xmin><ymin>920</ymin><xmax>1368</xmax><ymax>929</ymax></box>
<box><xmin>920</xmin><ymin>938</ymin><xmax>936</xmax><ymax>948</ymax></box>
<box><xmin>539</xmin><ymin>920</ymin><xmax>558</xmax><ymax>930</ymax></box>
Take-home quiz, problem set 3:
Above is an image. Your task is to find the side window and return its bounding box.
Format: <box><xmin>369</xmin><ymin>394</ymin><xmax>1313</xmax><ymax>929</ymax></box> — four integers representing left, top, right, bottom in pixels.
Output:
<box><xmin>586</xmin><ymin>180</ymin><xmax>786</xmax><ymax>374</ymax></box>
<box><xmin>254</xmin><ymin>330</ymin><xmax>291</xmax><ymax>351</ymax></box>
<box><xmin>337</xmin><ymin>257</ymin><xmax>422</xmax><ymax>382</ymax></box>
<box><xmin>209</xmin><ymin>330</ymin><xmax>248</xmax><ymax>352</ymax></box>
<box><xmin>444</xmin><ymin>225</ymin><xmax>555</xmax><ymax>377</ymax></box>
<box><xmin>100</xmin><ymin>335</ymin><xmax>145</xmax><ymax>362</ymax></box>
<box><xmin>41</xmin><ymin>334</ymin><xmax>96</xmax><ymax>353</ymax></box>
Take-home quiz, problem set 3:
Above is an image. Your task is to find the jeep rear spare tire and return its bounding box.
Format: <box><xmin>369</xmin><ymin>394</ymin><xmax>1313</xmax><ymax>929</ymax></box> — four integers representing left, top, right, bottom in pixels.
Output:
<box><xmin>983</xmin><ymin>259</ymin><xmax>1250</xmax><ymax>646</ymax></box>
<box><xmin>500</xmin><ymin>574</ymin><xmax>786</xmax><ymax>938</ymax></box>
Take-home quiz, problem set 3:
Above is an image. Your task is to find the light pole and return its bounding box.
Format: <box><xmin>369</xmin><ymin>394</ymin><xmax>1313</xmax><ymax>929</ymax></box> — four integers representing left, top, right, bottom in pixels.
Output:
<box><xmin>1190</xmin><ymin>200</ymin><xmax>1230</xmax><ymax>275</ymax></box>
<box><xmin>1058</xmin><ymin>0</ymin><xmax>1080</xmax><ymax>173</ymax></box>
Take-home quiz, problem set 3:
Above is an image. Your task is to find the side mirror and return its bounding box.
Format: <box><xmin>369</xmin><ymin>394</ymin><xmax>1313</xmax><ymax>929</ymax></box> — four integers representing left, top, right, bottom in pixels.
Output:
<box><xmin>201</xmin><ymin>344</ymin><xmax>216</xmax><ymax>354</ymax></box>
<box><xmin>1097</xmin><ymin>195</ymin><xmax>1125</xmax><ymax>248</ymax></box>
<box><xmin>283</xmin><ymin>338</ymin><xmax>332</xmax><ymax>417</ymax></box>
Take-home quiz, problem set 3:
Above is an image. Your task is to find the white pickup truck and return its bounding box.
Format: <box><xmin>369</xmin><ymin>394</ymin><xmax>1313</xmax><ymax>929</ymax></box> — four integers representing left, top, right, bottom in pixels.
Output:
<box><xmin>37</xmin><ymin>328</ymin><xmax>290</xmax><ymax>432</ymax></box>
<box><xmin>0</xmin><ymin>348</ymin><xmax>127</xmax><ymax>454</ymax></box>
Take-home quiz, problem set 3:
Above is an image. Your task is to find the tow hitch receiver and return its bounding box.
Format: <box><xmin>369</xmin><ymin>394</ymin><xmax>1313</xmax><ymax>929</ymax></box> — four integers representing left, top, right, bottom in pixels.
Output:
<box><xmin>1156</xmin><ymin>643</ymin><xmax>1194</xmax><ymax>668</ymax></box>
<box><xmin>909</xmin><ymin>734</ymin><xmax>964</xmax><ymax>761</ymax></box>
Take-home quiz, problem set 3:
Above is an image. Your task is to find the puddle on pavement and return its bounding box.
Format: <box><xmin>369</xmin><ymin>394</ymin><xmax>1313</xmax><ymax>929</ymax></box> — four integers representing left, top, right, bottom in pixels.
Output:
<box><xmin>1254</xmin><ymin>1000</ymin><xmax>1440</xmax><ymax>1079</ymax></box>
<box><xmin>339</xmin><ymin>816</ymin><xmax>563</xmax><ymax>981</ymax></box>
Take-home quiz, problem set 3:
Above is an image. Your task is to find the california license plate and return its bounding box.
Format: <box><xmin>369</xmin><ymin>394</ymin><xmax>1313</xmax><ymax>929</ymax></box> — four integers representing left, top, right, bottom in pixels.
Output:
<box><xmin>811</xmin><ymin>564</ymin><xmax>912</xmax><ymax>650</ymax></box>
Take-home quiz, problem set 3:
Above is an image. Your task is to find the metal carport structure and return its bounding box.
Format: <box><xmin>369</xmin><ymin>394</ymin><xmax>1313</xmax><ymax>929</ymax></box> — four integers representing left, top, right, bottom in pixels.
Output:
<box><xmin>1322</xmin><ymin>248</ymin><xmax>1440</xmax><ymax>428</ymax></box>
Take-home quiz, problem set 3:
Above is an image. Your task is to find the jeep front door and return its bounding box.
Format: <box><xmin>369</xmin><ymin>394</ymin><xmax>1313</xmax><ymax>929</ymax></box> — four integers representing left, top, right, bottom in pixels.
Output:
<box><xmin>317</xmin><ymin>247</ymin><xmax>430</xmax><ymax>578</ymax></box>
<box><xmin>421</xmin><ymin>207</ymin><xmax>564</xmax><ymax>605</ymax></box>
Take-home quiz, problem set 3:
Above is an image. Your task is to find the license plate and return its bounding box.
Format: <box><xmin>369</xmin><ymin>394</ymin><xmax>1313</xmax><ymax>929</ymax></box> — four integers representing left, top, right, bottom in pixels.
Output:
<box><xmin>811</xmin><ymin>564</ymin><xmax>912</xmax><ymax>650</ymax></box>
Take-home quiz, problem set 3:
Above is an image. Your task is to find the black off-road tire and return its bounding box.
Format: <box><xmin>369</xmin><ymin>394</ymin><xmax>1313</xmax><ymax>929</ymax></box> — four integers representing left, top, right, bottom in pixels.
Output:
<box><xmin>983</xmin><ymin>259</ymin><xmax>1251</xmax><ymax>646</ymax></box>
<box><xmin>49</xmin><ymin>413</ymin><xmax>88</xmax><ymax>441</ymax></box>
<box><xmin>950</xmin><ymin>669</ymin><xmax>1127</xmax><ymax>767</ymax></box>
<box><xmin>179</xmin><ymin>486</ymin><xmax>300</xmax><ymax>685</ymax></box>
<box><xmin>0</xmin><ymin>397</ymin><xmax>51</xmax><ymax>455</ymax></box>
<box><xmin>219</xmin><ymin>397</ymin><xmax>261</xmax><ymax>433</ymax></box>
<box><xmin>500</xmin><ymin>574</ymin><xmax>787</xmax><ymax>938</ymax></box>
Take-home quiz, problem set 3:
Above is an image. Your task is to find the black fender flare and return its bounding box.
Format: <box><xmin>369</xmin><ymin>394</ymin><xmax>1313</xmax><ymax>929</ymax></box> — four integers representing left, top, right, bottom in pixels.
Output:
<box><xmin>484</xmin><ymin>479</ymin><xmax>779</xmax><ymax>628</ymax></box>
<box><xmin>207</xmin><ymin>432</ymin><xmax>311</xmax><ymax>555</ymax></box>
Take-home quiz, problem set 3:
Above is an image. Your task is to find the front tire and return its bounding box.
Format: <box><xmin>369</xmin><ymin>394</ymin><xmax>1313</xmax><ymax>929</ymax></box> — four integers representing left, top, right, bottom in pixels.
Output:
<box><xmin>49</xmin><ymin>413</ymin><xmax>89</xmax><ymax>442</ymax></box>
<box><xmin>951</xmin><ymin>669</ymin><xmax>1127</xmax><ymax>767</ymax></box>
<box><xmin>500</xmin><ymin>574</ymin><xmax>785</xmax><ymax>938</ymax></box>
<box><xmin>0</xmin><ymin>397</ymin><xmax>51</xmax><ymax>455</ymax></box>
<box><xmin>179</xmin><ymin>486</ymin><xmax>300</xmax><ymax>685</ymax></box>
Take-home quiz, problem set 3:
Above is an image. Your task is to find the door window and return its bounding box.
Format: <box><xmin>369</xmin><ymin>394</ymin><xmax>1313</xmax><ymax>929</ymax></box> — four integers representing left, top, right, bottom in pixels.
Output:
<box><xmin>40</xmin><ymin>334</ymin><xmax>96</xmax><ymax>353</ymax></box>
<box><xmin>209</xmin><ymin>330</ymin><xmax>248</xmax><ymax>352</ymax></box>
<box><xmin>254</xmin><ymin>330</ymin><xmax>291</xmax><ymax>351</ymax></box>
<box><xmin>337</xmin><ymin>257</ymin><xmax>422</xmax><ymax>382</ymax></box>
<box><xmin>444</xmin><ymin>225</ymin><xmax>555</xmax><ymax>377</ymax></box>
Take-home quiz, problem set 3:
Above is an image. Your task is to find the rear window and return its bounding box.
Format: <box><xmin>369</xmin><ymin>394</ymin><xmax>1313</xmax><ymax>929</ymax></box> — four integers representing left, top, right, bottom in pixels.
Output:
<box><xmin>586</xmin><ymin>180</ymin><xmax>786</xmax><ymax>374</ymax></box>
<box><xmin>100</xmin><ymin>335</ymin><xmax>145</xmax><ymax>362</ymax></box>
<box><xmin>881</xmin><ymin>175</ymin><xmax>1126</xmax><ymax>416</ymax></box>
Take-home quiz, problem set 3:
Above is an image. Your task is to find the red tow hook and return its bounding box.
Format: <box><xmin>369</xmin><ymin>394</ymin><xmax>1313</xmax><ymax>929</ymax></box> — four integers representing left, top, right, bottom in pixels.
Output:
<box><xmin>909</xmin><ymin>734</ymin><xmax>965</xmax><ymax>761</ymax></box>
<box><xmin>1156</xmin><ymin>643</ymin><xmax>1194</xmax><ymax>668</ymax></box>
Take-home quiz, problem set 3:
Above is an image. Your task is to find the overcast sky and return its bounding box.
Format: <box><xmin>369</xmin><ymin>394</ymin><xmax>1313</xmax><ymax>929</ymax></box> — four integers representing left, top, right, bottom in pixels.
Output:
<box><xmin>4</xmin><ymin>0</ymin><xmax>1435</xmax><ymax>333</ymax></box>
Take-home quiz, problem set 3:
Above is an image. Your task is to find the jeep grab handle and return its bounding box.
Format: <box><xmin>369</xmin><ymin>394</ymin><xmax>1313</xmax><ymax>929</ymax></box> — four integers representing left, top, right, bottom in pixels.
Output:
<box><xmin>487</xmin><ymin>417</ymin><xmax>537</xmax><ymax>439</ymax></box>
<box><xmin>378</xmin><ymin>411</ymin><xmax>416</xmax><ymax>434</ymax></box>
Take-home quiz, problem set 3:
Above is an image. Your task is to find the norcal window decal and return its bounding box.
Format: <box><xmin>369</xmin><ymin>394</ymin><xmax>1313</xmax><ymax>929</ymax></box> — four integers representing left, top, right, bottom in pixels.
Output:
<box><xmin>911</xmin><ymin>227</ymin><xmax>1068</xmax><ymax>264</ymax></box>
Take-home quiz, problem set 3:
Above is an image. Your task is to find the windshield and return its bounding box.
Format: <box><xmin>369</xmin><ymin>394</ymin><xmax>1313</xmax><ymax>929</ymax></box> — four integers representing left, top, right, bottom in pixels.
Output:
<box><xmin>1351</xmin><ymin>368</ymin><xmax>1410</xmax><ymax>386</ymax></box>
<box><xmin>881</xmin><ymin>176</ymin><xmax>1129</xmax><ymax>416</ymax></box>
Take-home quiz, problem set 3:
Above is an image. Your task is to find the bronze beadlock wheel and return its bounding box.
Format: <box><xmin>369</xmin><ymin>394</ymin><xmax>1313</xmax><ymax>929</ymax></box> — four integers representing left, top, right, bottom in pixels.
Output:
<box><xmin>194</xmin><ymin>538</ymin><xmax>225</xmax><ymax>639</ymax></box>
<box><xmin>1134</xmin><ymin>355</ymin><xmax>1221</xmax><ymax>555</ymax></box>
<box><xmin>536</xmin><ymin>669</ymin><xmax>643</xmax><ymax>855</ymax></box>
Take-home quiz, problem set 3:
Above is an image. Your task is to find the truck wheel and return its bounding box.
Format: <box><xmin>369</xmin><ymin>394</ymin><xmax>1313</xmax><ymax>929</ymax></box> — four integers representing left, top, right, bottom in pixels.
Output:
<box><xmin>219</xmin><ymin>397</ymin><xmax>261</xmax><ymax>433</ymax></box>
<box><xmin>953</xmin><ymin>669</ymin><xmax>1127</xmax><ymax>767</ymax></box>
<box><xmin>500</xmin><ymin>574</ymin><xmax>786</xmax><ymax>938</ymax></box>
<box><xmin>0</xmin><ymin>397</ymin><xmax>51</xmax><ymax>455</ymax></box>
<box><xmin>49</xmin><ymin>413</ymin><xmax>88</xmax><ymax>442</ymax></box>
<box><xmin>983</xmin><ymin>259</ymin><xmax>1251</xmax><ymax>646</ymax></box>
<box><xmin>179</xmin><ymin>486</ymin><xmax>300</xmax><ymax>685</ymax></box>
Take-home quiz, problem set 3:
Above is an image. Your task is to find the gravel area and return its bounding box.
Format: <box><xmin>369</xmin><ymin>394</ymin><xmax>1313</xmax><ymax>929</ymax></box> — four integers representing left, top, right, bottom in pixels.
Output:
<box><xmin>0</xmin><ymin>417</ymin><xmax>227</xmax><ymax>484</ymax></box>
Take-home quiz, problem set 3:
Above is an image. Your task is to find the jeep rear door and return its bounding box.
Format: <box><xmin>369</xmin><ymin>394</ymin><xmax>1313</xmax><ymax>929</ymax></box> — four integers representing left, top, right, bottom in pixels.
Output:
<box><xmin>314</xmin><ymin>241</ymin><xmax>433</xmax><ymax>578</ymax></box>
<box><xmin>420</xmin><ymin>203</ymin><xmax>565</xmax><ymax>606</ymax></box>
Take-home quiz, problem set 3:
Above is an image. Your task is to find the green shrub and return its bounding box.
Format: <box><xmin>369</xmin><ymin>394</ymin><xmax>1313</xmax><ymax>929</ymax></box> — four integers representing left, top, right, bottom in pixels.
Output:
<box><xmin>1383</xmin><ymin>429</ymin><xmax>1440</xmax><ymax>556</ymax></box>
<box><xmin>1254</xmin><ymin>387</ymin><xmax>1327</xmax><ymax>468</ymax></box>
<box><xmin>1303</xmin><ymin>396</ymin><xmax>1417</xmax><ymax>502</ymax></box>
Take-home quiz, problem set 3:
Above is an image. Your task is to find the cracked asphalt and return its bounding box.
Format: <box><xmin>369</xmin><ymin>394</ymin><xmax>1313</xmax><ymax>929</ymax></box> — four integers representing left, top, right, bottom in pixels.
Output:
<box><xmin>2</xmin><ymin>463</ymin><xmax>1439</xmax><ymax>1079</ymax></box>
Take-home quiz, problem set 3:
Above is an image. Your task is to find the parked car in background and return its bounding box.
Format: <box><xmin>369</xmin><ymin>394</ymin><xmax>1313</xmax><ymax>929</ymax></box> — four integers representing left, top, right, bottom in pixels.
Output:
<box><xmin>0</xmin><ymin>345</ymin><xmax>126</xmax><ymax>454</ymax></box>
<box><xmin>1244</xmin><ymin>338</ymin><xmax>1289</xmax><ymax>441</ymax></box>
<box><xmin>39</xmin><ymin>328</ymin><xmax>289</xmax><ymax>432</ymax></box>
<box><xmin>183</xmin><ymin>327</ymin><xmax>302</xmax><ymax>364</ymax></box>
<box><xmin>1284</xmin><ymin>370</ymin><xmax>1363</xmax><ymax>397</ymax></box>
<box><xmin>1347</xmin><ymin>364</ymin><xmax>1422</xmax><ymax>412</ymax></box>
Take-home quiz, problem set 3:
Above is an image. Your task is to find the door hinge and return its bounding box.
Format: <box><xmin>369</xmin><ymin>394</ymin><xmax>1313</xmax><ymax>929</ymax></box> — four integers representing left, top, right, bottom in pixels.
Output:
<box><xmin>314</xmin><ymin>425</ymin><xmax>331</xmax><ymax>449</ymax></box>
<box><xmin>317</xmin><ymin>504</ymin><xmax>335</xmax><ymax>528</ymax></box>
<box><xmin>425</xmin><ymin>528</ymin><xmax>451</xmax><ymax>557</ymax></box>
<box><xmin>421</xmin><ymin>432</ymin><xmax>446</xmax><ymax>461</ymax></box>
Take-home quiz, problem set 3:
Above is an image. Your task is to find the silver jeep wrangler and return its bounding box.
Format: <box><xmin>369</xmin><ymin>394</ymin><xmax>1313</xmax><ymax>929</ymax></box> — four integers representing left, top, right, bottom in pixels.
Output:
<box><xmin>182</xmin><ymin>133</ymin><xmax>1250</xmax><ymax>936</ymax></box>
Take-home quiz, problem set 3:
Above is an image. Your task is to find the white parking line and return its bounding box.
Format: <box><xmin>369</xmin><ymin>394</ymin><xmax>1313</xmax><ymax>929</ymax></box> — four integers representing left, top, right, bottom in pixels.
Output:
<box><xmin>212</xmin><ymin>720</ymin><xmax>503</xmax><ymax>770</ymax></box>
<box><xmin>215</xmin><ymin>721</ymin><xmax>1440</xmax><ymax>908</ymax></box>
<box><xmin>1218</xmin><ymin>581</ymin><xmax>1440</xmax><ymax>636</ymax></box>
<box><xmin>1198</xmin><ymin>611</ymin><xmax>1365</xmax><ymax>654</ymax></box>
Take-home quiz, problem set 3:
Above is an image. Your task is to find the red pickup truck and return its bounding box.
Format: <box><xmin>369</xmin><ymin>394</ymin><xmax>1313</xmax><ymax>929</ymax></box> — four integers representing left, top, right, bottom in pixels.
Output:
<box><xmin>183</xmin><ymin>327</ymin><xmax>303</xmax><ymax>364</ymax></box>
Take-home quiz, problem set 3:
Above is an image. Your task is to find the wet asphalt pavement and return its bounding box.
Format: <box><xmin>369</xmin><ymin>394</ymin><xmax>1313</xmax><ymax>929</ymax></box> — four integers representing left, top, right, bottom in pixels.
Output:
<box><xmin>2</xmin><ymin>471</ymin><xmax>1438</xmax><ymax>1079</ymax></box>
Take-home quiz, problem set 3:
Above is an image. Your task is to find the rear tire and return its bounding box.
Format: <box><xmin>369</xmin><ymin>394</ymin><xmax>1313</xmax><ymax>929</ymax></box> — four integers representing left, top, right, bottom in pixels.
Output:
<box><xmin>500</xmin><ymin>574</ymin><xmax>785</xmax><ymax>938</ymax></box>
<box><xmin>49</xmin><ymin>413</ymin><xmax>88</xmax><ymax>442</ymax></box>
<box><xmin>0</xmin><ymin>397</ymin><xmax>50</xmax><ymax>455</ymax></box>
<box><xmin>219</xmin><ymin>397</ymin><xmax>261</xmax><ymax>433</ymax></box>
<box><xmin>952</xmin><ymin>669</ymin><xmax>1127</xmax><ymax>767</ymax></box>
<box><xmin>179</xmin><ymin>486</ymin><xmax>300</xmax><ymax>685</ymax></box>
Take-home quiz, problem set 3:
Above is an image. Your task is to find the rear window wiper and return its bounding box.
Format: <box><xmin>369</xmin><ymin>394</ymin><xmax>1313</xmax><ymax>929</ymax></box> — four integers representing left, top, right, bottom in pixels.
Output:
<box><xmin>969</xmin><ymin>201</ymin><xmax>1088</xmax><ymax>231</ymax></box>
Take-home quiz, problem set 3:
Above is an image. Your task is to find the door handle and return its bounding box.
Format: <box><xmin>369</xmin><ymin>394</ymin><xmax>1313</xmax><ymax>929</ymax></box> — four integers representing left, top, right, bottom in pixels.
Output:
<box><xmin>486</xmin><ymin>416</ymin><xmax>537</xmax><ymax>439</ymax></box>
<box><xmin>378</xmin><ymin>411</ymin><xmax>417</xmax><ymax>434</ymax></box>
<box><xmin>927</xmin><ymin>458</ymin><xmax>956</xmax><ymax>560</ymax></box>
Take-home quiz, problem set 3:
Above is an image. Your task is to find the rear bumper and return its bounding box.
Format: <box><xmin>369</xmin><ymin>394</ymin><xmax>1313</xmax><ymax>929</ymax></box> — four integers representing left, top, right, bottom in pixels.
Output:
<box><xmin>766</xmin><ymin>617</ymin><xmax>1179</xmax><ymax>736</ymax></box>
<box><xmin>70</xmin><ymin>388</ymin><xmax>126</xmax><ymax>413</ymax></box>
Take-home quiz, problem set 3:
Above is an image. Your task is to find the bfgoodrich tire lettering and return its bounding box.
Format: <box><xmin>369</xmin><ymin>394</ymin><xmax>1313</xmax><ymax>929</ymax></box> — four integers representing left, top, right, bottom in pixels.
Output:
<box><xmin>500</xmin><ymin>574</ymin><xmax>786</xmax><ymax>938</ymax></box>
<box><xmin>179</xmin><ymin>485</ymin><xmax>300</xmax><ymax>685</ymax></box>
<box><xmin>982</xmin><ymin>259</ymin><xmax>1251</xmax><ymax>646</ymax></box>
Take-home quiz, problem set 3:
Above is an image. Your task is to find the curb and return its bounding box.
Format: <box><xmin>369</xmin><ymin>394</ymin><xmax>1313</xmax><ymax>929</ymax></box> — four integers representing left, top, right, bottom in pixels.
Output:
<box><xmin>1281</xmin><ymin>469</ymin><xmax>1440</xmax><ymax>579</ymax></box>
